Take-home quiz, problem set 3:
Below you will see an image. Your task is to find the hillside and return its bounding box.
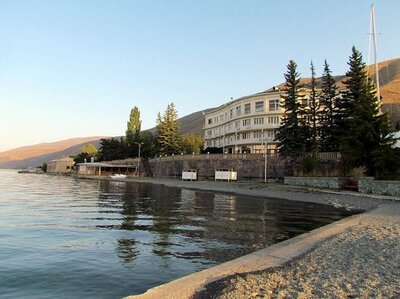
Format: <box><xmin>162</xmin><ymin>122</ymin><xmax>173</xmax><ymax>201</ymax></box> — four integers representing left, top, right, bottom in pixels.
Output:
<box><xmin>0</xmin><ymin>137</ymin><xmax>107</xmax><ymax>169</ymax></box>
<box><xmin>0</xmin><ymin>112</ymin><xmax>210</xmax><ymax>169</ymax></box>
<box><xmin>273</xmin><ymin>58</ymin><xmax>400</xmax><ymax>127</ymax></box>
<box><xmin>273</xmin><ymin>58</ymin><xmax>400</xmax><ymax>105</ymax></box>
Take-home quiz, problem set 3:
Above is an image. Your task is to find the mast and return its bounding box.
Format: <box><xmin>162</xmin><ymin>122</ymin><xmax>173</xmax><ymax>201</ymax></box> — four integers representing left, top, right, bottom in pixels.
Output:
<box><xmin>369</xmin><ymin>4</ymin><xmax>381</xmax><ymax>104</ymax></box>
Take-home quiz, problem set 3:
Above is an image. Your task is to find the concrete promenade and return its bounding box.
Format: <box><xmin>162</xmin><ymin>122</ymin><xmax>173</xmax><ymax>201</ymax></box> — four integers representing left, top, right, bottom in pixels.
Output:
<box><xmin>80</xmin><ymin>176</ymin><xmax>399</xmax><ymax>298</ymax></box>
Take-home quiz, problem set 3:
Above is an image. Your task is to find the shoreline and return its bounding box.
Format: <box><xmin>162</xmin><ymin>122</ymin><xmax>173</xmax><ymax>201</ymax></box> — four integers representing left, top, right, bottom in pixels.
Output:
<box><xmin>77</xmin><ymin>175</ymin><xmax>395</xmax><ymax>211</ymax></box>
<box><xmin>76</xmin><ymin>175</ymin><xmax>399</xmax><ymax>298</ymax></box>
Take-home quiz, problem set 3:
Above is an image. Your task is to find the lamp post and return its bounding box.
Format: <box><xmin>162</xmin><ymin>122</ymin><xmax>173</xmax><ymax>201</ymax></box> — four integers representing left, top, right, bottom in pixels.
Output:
<box><xmin>134</xmin><ymin>142</ymin><xmax>143</xmax><ymax>176</ymax></box>
<box><xmin>260</xmin><ymin>130</ymin><xmax>270</xmax><ymax>183</ymax></box>
<box><xmin>264</xmin><ymin>138</ymin><xmax>268</xmax><ymax>183</ymax></box>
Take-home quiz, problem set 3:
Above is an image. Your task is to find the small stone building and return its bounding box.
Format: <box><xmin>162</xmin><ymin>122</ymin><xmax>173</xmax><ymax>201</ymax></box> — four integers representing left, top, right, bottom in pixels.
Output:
<box><xmin>46</xmin><ymin>157</ymin><xmax>75</xmax><ymax>174</ymax></box>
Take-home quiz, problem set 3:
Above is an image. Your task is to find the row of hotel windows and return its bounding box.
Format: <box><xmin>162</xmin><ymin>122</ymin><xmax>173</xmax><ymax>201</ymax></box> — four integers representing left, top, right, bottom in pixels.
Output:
<box><xmin>207</xmin><ymin>99</ymin><xmax>280</xmax><ymax>125</ymax></box>
<box><xmin>206</xmin><ymin>116</ymin><xmax>280</xmax><ymax>137</ymax></box>
<box><xmin>205</xmin><ymin>130</ymin><xmax>276</xmax><ymax>147</ymax></box>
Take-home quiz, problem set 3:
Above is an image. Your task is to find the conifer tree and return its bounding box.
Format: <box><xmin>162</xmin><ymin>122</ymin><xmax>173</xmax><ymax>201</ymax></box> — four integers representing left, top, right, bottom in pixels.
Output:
<box><xmin>340</xmin><ymin>47</ymin><xmax>397</xmax><ymax>178</ymax></box>
<box><xmin>307</xmin><ymin>61</ymin><xmax>320</xmax><ymax>154</ymax></box>
<box><xmin>156</xmin><ymin>103</ymin><xmax>182</xmax><ymax>155</ymax></box>
<box><xmin>275</xmin><ymin>60</ymin><xmax>307</xmax><ymax>157</ymax></box>
<box><xmin>319</xmin><ymin>60</ymin><xmax>340</xmax><ymax>151</ymax></box>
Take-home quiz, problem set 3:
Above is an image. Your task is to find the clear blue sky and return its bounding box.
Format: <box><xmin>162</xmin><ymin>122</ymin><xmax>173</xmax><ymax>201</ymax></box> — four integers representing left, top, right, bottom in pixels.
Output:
<box><xmin>0</xmin><ymin>0</ymin><xmax>399</xmax><ymax>151</ymax></box>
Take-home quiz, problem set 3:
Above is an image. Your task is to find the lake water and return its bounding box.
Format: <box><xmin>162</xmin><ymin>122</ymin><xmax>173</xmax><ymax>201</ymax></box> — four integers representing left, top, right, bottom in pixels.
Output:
<box><xmin>0</xmin><ymin>169</ymin><xmax>356</xmax><ymax>298</ymax></box>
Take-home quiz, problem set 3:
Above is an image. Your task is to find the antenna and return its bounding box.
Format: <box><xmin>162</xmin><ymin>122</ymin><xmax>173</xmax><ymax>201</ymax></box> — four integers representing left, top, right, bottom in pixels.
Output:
<box><xmin>368</xmin><ymin>4</ymin><xmax>381</xmax><ymax>105</ymax></box>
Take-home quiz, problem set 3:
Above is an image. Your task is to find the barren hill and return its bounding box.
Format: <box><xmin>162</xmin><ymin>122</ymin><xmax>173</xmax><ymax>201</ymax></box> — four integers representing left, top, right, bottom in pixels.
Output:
<box><xmin>0</xmin><ymin>137</ymin><xmax>107</xmax><ymax>169</ymax></box>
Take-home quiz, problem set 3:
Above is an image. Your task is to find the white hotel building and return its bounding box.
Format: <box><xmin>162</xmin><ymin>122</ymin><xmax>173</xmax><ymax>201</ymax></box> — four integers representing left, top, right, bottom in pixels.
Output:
<box><xmin>204</xmin><ymin>87</ymin><xmax>283</xmax><ymax>154</ymax></box>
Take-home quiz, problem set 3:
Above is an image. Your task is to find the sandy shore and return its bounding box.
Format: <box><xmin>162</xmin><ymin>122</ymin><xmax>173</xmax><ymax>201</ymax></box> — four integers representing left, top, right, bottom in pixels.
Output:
<box><xmin>81</xmin><ymin>176</ymin><xmax>399</xmax><ymax>299</ymax></box>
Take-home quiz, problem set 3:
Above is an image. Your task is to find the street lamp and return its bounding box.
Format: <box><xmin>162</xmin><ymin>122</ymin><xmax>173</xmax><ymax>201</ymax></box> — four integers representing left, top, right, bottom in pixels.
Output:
<box><xmin>260</xmin><ymin>130</ymin><xmax>271</xmax><ymax>183</ymax></box>
<box><xmin>134</xmin><ymin>142</ymin><xmax>143</xmax><ymax>176</ymax></box>
<box><xmin>264</xmin><ymin>138</ymin><xmax>268</xmax><ymax>183</ymax></box>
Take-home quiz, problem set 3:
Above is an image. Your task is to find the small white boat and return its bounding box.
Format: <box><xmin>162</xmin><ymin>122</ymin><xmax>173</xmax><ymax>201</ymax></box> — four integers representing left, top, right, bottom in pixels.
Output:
<box><xmin>110</xmin><ymin>174</ymin><xmax>127</xmax><ymax>179</ymax></box>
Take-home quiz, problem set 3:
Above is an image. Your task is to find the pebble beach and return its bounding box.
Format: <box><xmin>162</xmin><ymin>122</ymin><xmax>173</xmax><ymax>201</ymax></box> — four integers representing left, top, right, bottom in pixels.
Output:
<box><xmin>196</xmin><ymin>203</ymin><xmax>400</xmax><ymax>299</ymax></box>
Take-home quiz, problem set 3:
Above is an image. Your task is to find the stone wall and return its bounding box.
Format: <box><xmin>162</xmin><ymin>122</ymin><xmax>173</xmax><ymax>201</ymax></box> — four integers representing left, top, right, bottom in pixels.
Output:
<box><xmin>146</xmin><ymin>154</ymin><xmax>339</xmax><ymax>180</ymax></box>
<box><xmin>148</xmin><ymin>154</ymin><xmax>284</xmax><ymax>179</ymax></box>
<box><xmin>283</xmin><ymin>177</ymin><xmax>350</xmax><ymax>189</ymax></box>
<box><xmin>358</xmin><ymin>179</ymin><xmax>400</xmax><ymax>196</ymax></box>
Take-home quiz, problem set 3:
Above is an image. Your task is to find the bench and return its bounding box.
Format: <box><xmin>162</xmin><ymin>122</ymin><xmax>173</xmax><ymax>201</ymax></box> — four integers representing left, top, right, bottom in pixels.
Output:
<box><xmin>343</xmin><ymin>181</ymin><xmax>358</xmax><ymax>191</ymax></box>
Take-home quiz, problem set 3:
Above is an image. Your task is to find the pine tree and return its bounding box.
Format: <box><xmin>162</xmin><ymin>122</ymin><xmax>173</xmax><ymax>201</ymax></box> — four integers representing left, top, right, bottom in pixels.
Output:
<box><xmin>319</xmin><ymin>60</ymin><xmax>340</xmax><ymax>152</ymax></box>
<box><xmin>340</xmin><ymin>47</ymin><xmax>397</xmax><ymax>178</ymax></box>
<box><xmin>307</xmin><ymin>61</ymin><xmax>320</xmax><ymax>154</ymax></box>
<box><xmin>156</xmin><ymin>103</ymin><xmax>182</xmax><ymax>155</ymax></box>
<box><xmin>275</xmin><ymin>60</ymin><xmax>307</xmax><ymax>157</ymax></box>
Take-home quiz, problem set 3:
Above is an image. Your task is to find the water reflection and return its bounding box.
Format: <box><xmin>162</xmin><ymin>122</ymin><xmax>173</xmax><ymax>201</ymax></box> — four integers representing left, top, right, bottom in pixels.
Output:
<box><xmin>96</xmin><ymin>181</ymin><xmax>356</xmax><ymax>267</ymax></box>
<box><xmin>116</xmin><ymin>238</ymin><xmax>138</xmax><ymax>265</ymax></box>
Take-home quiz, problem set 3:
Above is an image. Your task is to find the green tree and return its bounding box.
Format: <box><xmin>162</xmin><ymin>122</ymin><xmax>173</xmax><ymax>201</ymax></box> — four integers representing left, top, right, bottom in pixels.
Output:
<box><xmin>156</xmin><ymin>103</ymin><xmax>182</xmax><ymax>155</ymax></box>
<box><xmin>97</xmin><ymin>138</ymin><xmax>127</xmax><ymax>161</ymax></box>
<box><xmin>181</xmin><ymin>134</ymin><xmax>204</xmax><ymax>154</ymax></box>
<box><xmin>319</xmin><ymin>60</ymin><xmax>340</xmax><ymax>152</ymax></box>
<box><xmin>340</xmin><ymin>47</ymin><xmax>397</xmax><ymax>178</ymax></box>
<box><xmin>139</xmin><ymin>131</ymin><xmax>157</xmax><ymax>159</ymax></box>
<box><xmin>275</xmin><ymin>60</ymin><xmax>307</xmax><ymax>157</ymax></box>
<box><xmin>126</xmin><ymin>106</ymin><xmax>142</xmax><ymax>157</ymax></box>
<box><xmin>74</xmin><ymin>143</ymin><xmax>98</xmax><ymax>163</ymax></box>
<box><xmin>306</xmin><ymin>61</ymin><xmax>320</xmax><ymax>154</ymax></box>
<box><xmin>80</xmin><ymin>143</ymin><xmax>98</xmax><ymax>156</ymax></box>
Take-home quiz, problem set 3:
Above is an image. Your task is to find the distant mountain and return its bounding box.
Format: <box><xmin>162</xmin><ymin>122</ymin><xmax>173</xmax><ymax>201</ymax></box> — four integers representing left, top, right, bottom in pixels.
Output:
<box><xmin>0</xmin><ymin>110</ymin><xmax>211</xmax><ymax>169</ymax></box>
<box><xmin>0</xmin><ymin>137</ymin><xmax>106</xmax><ymax>169</ymax></box>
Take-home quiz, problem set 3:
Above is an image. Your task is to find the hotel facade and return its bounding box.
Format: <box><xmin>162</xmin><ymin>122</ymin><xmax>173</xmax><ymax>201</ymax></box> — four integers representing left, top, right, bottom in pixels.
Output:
<box><xmin>203</xmin><ymin>87</ymin><xmax>283</xmax><ymax>154</ymax></box>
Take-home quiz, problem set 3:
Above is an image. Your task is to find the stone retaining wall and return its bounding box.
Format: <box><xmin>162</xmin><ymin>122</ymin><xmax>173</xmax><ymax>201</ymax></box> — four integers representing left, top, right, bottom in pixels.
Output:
<box><xmin>359</xmin><ymin>179</ymin><xmax>400</xmax><ymax>196</ymax></box>
<box><xmin>147</xmin><ymin>155</ymin><xmax>288</xmax><ymax>179</ymax></box>
<box><xmin>283</xmin><ymin>177</ymin><xmax>350</xmax><ymax>189</ymax></box>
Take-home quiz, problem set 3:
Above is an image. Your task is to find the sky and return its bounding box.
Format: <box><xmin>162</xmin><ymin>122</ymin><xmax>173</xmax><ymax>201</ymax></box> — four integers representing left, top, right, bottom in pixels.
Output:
<box><xmin>0</xmin><ymin>0</ymin><xmax>399</xmax><ymax>152</ymax></box>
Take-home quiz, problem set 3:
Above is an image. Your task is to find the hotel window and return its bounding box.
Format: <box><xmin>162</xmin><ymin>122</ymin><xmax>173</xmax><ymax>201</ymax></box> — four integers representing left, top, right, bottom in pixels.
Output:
<box><xmin>242</xmin><ymin>119</ymin><xmax>251</xmax><ymax>126</ymax></box>
<box><xmin>266</xmin><ymin>130</ymin><xmax>276</xmax><ymax>139</ymax></box>
<box><xmin>235</xmin><ymin>105</ymin><xmax>241</xmax><ymax>116</ymax></box>
<box><xmin>207</xmin><ymin>130</ymin><xmax>212</xmax><ymax>136</ymax></box>
<box><xmin>230</xmin><ymin>109</ymin><xmax>233</xmax><ymax>119</ymax></box>
<box><xmin>269</xmin><ymin>99</ymin><xmax>279</xmax><ymax>111</ymax></box>
<box><xmin>253</xmin><ymin>117</ymin><xmax>264</xmax><ymax>125</ymax></box>
<box><xmin>242</xmin><ymin>132</ymin><xmax>250</xmax><ymax>139</ymax></box>
<box><xmin>235</xmin><ymin>121</ymin><xmax>240</xmax><ymax>129</ymax></box>
<box><xmin>253</xmin><ymin>131</ymin><xmax>263</xmax><ymax>139</ymax></box>
<box><xmin>220</xmin><ymin>114</ymin><xmax>224</xmax><ymax>122</ymax></box>
<box><xmin>208</xmin><ymin>118</ymin><xmax>213</xmax><ymax>125</ymax></box>
<box><xmin>244</xmin><ymin>103</ymin><xmax>251</xmax><ymax>114</ymax></box>
<box><xmin>267</xmin><ymin>116</ymin><xmax>280</xmax><ymax>124</ymax></box>
<box><xmin>255</xmin><ymin>101</ymin><xmax>264</xmax><ymax>112</ymax></box>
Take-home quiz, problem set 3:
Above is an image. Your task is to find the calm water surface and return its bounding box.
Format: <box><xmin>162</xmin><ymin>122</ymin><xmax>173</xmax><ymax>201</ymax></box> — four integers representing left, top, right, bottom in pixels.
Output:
<box><xmin>0</xmin><ymin>170</ymin><xmax>356</xmax><ymax>298</ymax></box>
